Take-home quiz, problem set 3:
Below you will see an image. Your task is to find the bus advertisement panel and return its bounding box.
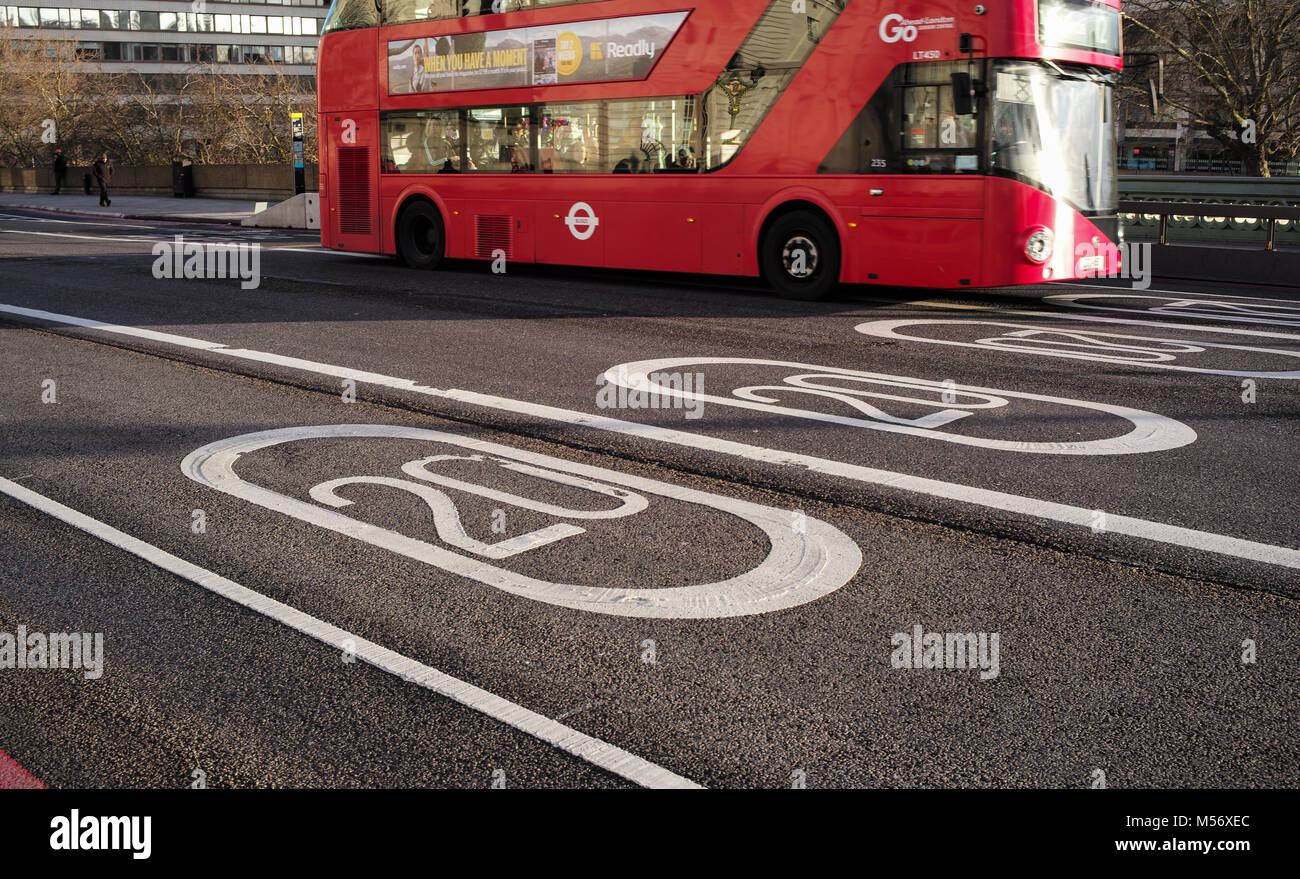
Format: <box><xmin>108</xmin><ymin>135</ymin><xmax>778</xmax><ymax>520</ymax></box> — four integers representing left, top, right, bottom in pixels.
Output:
<box><xmin>388</xmin><ymin>12</ymin><xmax>688</xmax><ymax>96</ymax></box>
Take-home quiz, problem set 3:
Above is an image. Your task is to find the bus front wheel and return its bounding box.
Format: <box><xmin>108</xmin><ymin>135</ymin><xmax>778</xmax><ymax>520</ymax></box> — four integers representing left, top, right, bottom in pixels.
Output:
<box><xmin>760</xmin><ymin>210</ymin><xmax>840</xmax><ymax>300</ymax></box>
<box><xmin>396</xmin><ymin>201</ymin><xmax>445</xmax><ymax>270</ymax></box>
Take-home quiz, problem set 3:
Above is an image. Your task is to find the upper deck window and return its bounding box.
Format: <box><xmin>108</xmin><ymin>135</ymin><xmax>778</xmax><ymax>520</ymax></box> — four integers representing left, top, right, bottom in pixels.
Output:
<box><xmin>323</xmin><ymin>0</ymin><xmax>377</xmax><ymax>33</ymax></box>
<box><xmin>1038</xmin><ymin>0</ymin><xmax>1120</xmax><ymax>55</ymax></box>
<box><xmin>325</xmin><ymin>0</ymin><xmax>607</xmax><ymax>33</ymax></box>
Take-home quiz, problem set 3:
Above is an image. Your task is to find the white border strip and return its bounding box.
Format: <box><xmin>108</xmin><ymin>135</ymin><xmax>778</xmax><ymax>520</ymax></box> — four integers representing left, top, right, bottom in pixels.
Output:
<box><xmin>0</xmin><ymin>475</ymin><xmax>701</xmax><ymax>790</ymax></box>
<box><xmin>3</xmin><ymin>302</ymin><xmax>1297</xmax><ymax>570</ymax></box>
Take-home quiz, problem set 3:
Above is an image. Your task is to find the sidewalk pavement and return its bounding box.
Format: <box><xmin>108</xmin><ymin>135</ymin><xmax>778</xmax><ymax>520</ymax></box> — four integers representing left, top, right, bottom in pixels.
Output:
<box><xmin>0</xmin><ymin>192</ymin><xmax>258</xmax><ymax>223</ymax></box>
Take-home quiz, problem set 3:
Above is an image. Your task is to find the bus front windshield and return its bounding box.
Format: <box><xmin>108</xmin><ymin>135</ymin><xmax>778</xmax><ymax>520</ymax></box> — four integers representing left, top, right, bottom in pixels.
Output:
<box><xmin>989</xmin><ymin>60</ymin><xmax>1117</xmax><ymax>215</ymax></box>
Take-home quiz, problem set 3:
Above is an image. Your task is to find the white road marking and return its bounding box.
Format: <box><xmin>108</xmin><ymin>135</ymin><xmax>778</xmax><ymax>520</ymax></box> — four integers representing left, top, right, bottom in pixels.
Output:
<box><xmin>907</xmin><ymin>298</ymin><xmax>1300</xmax><ymax>341</ymax></box>
<box><xmin>0</xmin><ymin>475</ymin><xmax>702</xmax><ymax>789</ymax></box>
<box><xmin>184</xmin><ymin>425</ymin><xmax>861</xmax><ymax>618</ymax></box>
<box><xmin>0</xmin><ymin>213</ymin><xmax>154</xmax><ymax>228</ymax></box>
<box><xmin>0</xmin><ymin>229</ymin><xmax>155</xmax><ymax>245</ymax></box>
<box><xmin>0</xmin><ymin>228</ymin><xmax>318</xmax><ymax>250</ymax></box>
<box><xmin>1054</xmin><ymin>282</ymin><xmax>1300</xmax><ymax>303</ymax></box>
<box><xmin>270</xmin><ymin>247</ymin><xmax>388</xmax><ymax>258</ymax></box>
<box><xmin>1042</xmin><ymin>293</ymin><xmax>1300</xmax><ymax>328</ymax></box>
<box><xmin>3</xmin><ymin>302</ymin><xmax>1298</xmax><ymax>570</ymax></box>
<box><xmin>855</xmin><ymin>318</ymin><xmax>1300</xmax><ymax>378</ymax></box>
<box><xmin>603</xmin><ymin>357</ymin><xmax>1196</xmax><ymax>455</ymax></box>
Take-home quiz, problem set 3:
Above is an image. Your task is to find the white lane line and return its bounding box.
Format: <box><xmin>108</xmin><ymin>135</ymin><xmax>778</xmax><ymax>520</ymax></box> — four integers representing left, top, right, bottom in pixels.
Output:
<box><xmin>0</xmin><ymin>214</ymin><xmax>156</xmax><ymax>228</ymax></box>
<box><xmin>271</xmin><ymin>247</ymin><xmax>389</xmax><ymax>258</ymax></box>
<box><xmin>906</xmin><ymin>298</ymin><xmax>1300</xmax><ymax>341</ymax></box>
<box><xmin>0</xmin><ymin>475</ymin><xmax>701</xmax><ymax>790</ymax></box>
<box><xmin>0</xmin><ymin>229</ymin><xmax>376</xmax><ymax>255</ymax></box>
<box><xmin>3</xmin><ymin>302</ymin><xmax>1298</xmax><ymax>570</ymax></box>
<box><xmin>0</xmin><ymin>229</ymin><xmax>153</xmax><ymax>244</ymax></box>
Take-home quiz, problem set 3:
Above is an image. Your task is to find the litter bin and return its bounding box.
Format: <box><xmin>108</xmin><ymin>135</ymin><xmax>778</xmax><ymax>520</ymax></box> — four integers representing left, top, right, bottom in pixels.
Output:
<box><xmin>171</xmin><ymin>160</ymin><xmax>195</xmax><ymax>198</ymax></box>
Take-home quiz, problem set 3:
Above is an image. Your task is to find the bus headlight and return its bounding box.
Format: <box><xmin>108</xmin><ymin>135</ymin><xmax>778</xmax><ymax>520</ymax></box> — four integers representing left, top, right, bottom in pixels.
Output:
<box><xmin>1024</xmin><ymin>227</ymin><xmax>1054</xmax><ymax>264</ymax></box>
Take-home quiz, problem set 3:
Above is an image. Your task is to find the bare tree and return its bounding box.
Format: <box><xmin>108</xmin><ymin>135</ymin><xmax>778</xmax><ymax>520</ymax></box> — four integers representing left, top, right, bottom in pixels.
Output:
<box><xmin>0</xmin><ymin>31</ymin><xmax>102</xmax><ymax>165</ymax></box>
<box><xmin>1123</xmin><ymin>0</ymin><xmax>1300</xmax><ymax>176</ymax></box>
<box><xmin>0</xmin><ymin>25</ymin><xmax>317</xmax><ymax>169</ymax></box>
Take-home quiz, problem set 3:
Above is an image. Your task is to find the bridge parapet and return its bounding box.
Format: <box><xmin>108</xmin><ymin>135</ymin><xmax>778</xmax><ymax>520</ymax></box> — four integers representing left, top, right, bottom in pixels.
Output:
<box><xmin>1119</xmin><ymin>175</ymin><xmax>1300</xmax><ymax>247</ymax></box>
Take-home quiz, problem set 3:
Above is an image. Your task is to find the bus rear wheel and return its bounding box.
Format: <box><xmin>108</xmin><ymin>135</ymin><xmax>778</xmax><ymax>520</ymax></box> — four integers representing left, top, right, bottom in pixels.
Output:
<box><xmin>396</xmin><ymin>201</ymin><xmax>444</xmax><ymax>269</ymax></box>
<box><xmin>760</xmin><ymin>210</ymin><xmax>840</xmax><ymax>300</ymax></box>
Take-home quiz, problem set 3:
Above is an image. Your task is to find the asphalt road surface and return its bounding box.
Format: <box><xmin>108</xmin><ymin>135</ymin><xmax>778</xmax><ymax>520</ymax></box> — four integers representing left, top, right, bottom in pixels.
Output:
<box><xmin>0</xmin><ymin>207</ymin><xmax>1296</xmax><ymax>789</ymax></box>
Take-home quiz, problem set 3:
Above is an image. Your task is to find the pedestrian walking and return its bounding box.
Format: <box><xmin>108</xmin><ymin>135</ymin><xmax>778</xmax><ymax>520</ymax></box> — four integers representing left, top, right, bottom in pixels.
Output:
<box><xmin>52</xmin><ymin>149</ymin><xmax>67</xmax><ymax>194</ymax></box>
<box><xmin>92</xmin><ymin>153</ymin><xmax>113</xmax><ymax>206</ymax></box>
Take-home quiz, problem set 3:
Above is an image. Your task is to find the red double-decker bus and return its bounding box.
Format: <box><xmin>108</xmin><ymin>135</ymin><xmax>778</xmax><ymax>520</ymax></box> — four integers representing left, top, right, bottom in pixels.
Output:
<box><xmin>316</xmin><ymin>0</ymin><xmax>1122</xmax><ymax>299</ymax></box>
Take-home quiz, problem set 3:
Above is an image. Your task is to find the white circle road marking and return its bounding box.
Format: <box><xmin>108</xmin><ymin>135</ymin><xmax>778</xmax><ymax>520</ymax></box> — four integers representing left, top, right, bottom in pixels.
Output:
<box><xmin>603</xmin><ymin>358</ymin><xmax>1196</xmax><ymax>455</ymax></box>
<box><xmin>1042</xmin><ymin>292</ymin><xmax>1300</xmax><ymax>329</ymax></box>
<box><xmin>182</xmin><ymin>424</ymin><xmax>863</xmax><ymax>620</ymax></box>
<box><xmin>564</xmin><ymin>201</ymin><xmax>599</xmax><ymax>240</ymax></box>
<box><xmin>905</xmin><ymin>297</ymin><xmax>1300</xmax><ymax>341</ymax></box>
<box><xmin>854</xmin><ymin>318</ymin><xmax>1300</xmax><ymax>378</ymax></box>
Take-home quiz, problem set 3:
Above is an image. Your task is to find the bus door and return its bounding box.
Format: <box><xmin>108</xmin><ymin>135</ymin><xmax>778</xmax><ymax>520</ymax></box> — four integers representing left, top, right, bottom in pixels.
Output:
<box><xmin>325</xmin><ymin>110</ymin><xmax>380</xmax><ymax>253</ymax></box>
<box><xmin>856</xmin><ymin>177</ymin><xmax>984</xmax><ymax>287</ymax></box>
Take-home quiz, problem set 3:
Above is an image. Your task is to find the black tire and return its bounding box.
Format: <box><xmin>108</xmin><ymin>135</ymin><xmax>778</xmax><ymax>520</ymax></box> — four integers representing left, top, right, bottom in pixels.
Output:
<box><xmin>760</xmin><ymin>209</ymin><xmax>841</xmax><ymax>300</ymax></box>
<box><xmin>395</xmin><ymin>200</ymin><xmax>445</xmax><ymax>269</ymax></box>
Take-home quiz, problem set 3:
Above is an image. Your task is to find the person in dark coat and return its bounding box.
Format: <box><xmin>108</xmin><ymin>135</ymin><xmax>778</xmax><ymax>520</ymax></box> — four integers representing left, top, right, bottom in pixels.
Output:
<box><xmin>92</xmin><ymin>153</ymin><xmax>113</xmax><ymax>206</ymax></box>
<box><xmin>52</xmin><ymin>149</ymin><xmax>67</xmax><ymax>194</ymax></box>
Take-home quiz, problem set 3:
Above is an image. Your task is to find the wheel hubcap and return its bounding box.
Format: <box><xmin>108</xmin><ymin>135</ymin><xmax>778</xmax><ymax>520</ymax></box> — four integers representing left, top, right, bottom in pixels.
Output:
<box><xmin>782</xmin><ymin>235</ymin><xmax>819</xmax><ymax>279</ymax></box>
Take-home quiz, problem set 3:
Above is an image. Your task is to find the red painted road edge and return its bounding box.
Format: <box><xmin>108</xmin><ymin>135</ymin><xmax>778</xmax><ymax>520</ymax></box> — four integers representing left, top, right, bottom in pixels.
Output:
<box><xmin>0</xmin><ymin>749</ymin><xmax>45</xmax><ymax>789</ymax></box>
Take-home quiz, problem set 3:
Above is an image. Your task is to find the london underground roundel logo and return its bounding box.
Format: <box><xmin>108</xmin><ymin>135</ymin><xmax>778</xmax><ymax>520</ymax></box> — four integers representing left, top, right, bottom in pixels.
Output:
<box><xmin>879</xmin><ymin>13</ymin><xmax>918</xmax><ymax>43</ymax></box>
<box><xmin>565</xmin><ymin>202</ymin><xmax>600</xmax><ymax>240</ymax></box>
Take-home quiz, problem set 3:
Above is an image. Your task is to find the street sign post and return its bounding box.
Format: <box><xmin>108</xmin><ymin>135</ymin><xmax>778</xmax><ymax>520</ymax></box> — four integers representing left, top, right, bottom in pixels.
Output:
<box><xmin>291</xmin><ymin>111</ymin><xmax>305</xmax><ymax>195</ymax></box>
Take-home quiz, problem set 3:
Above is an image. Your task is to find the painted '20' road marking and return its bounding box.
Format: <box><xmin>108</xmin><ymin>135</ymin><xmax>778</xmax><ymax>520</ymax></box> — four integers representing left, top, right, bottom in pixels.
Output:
<box><xmin>182</xmin><ymin>424</ymin><xmax>863</xmax><ymax>619</ymax></box>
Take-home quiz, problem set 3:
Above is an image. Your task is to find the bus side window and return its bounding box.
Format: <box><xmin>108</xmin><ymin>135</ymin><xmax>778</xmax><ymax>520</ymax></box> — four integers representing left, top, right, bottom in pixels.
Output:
<box><xmin>605</xmin><ymin>97</ymin><xmax>697</xmax><ymax>173</ymax></box>
<box><xmin>818</xmin><ymin>73</ymin><xmax>901</xmax><ymax>174</ymax></box>
<box><xmin>819</xmin><ymin>62</ymin><xmax>980</xmax><ymax>175</ymax></box>
<box><xmin>466</xmin><ymin>108</ymin><xmax>532</xmax><ymax>173</ymax></box>
<box><xmin>381</xmin><ymin>111</ymin><xmax>460</xmax><ymax>173</ymax></box>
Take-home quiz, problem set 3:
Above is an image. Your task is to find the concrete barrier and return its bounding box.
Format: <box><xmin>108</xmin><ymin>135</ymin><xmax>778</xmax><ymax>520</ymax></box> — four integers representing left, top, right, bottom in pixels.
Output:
<box><xmin>240</xmin><ymin>192</ymin><xmax>321</xmax><ymax>229</ymax></box>
<box><xmin>1</xmin><ymin>163</ymin><xmax>318</xmax><ymax>199</ymax></box>
<box><xmin>1148</xmin><ymin>243</ymin><xmax>1300</xmax><ymax>287</ymax></box>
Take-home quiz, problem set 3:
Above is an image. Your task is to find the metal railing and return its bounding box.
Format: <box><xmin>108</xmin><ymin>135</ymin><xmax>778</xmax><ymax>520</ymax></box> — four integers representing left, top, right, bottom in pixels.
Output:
<box><xmin>1118</xmin><ymin>200</ymin><xmax>1300</xmax><ymax>251</ymax></box>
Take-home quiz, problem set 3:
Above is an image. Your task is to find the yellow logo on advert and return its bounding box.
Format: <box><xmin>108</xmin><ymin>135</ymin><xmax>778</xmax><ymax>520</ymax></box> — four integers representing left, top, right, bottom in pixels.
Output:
<box><xmin>556</xmin><ymin>31</ymin><xmax>581</xmax><ymax>75</ymax></box>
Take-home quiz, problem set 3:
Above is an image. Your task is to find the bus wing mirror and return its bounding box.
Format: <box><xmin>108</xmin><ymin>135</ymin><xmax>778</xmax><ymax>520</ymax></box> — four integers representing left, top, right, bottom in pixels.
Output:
<box><xmin>952</xmin><ymin>72</ymin><xmax>974</xmax><ymax>116</ymax></box>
